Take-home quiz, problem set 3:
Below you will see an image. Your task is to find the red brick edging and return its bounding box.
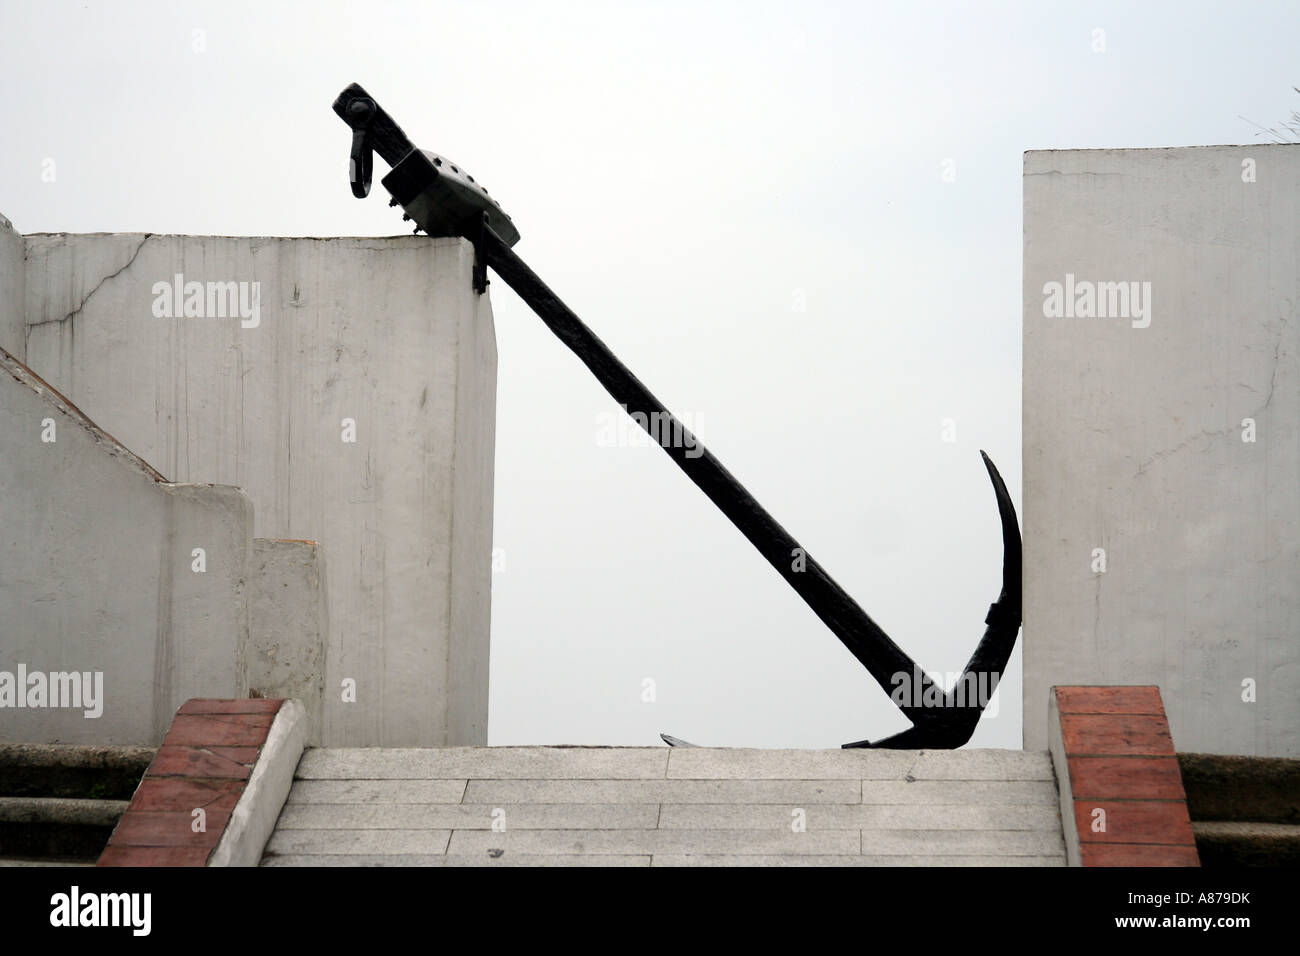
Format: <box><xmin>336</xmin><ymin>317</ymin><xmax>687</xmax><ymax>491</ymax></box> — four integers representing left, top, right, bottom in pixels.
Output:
<box><xmin>98</xmin><ymin>698</ymin><xmax>286</xmax><ymax>867</ymax></box>
<box><xmin>1051</xmin><ymin>686</ymin><xmax>1200</xmax><ymax>867</ymax></box>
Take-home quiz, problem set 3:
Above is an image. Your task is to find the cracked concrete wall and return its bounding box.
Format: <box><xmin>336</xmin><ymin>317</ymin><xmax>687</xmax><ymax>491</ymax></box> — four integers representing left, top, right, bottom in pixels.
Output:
<box><xmin>1022</xmin><ymin>145</ymin><xmax>1299</xmax><ymax>756</ymax></box>
<box><xmin>21</xmin><ymin>233</ymin><xmax>496</xmax><ymax>747</ymax></box>
<box><xmin>0</xmin><ymin>349</ymin><xmax>252</xmax><ymax>745</ymax></box>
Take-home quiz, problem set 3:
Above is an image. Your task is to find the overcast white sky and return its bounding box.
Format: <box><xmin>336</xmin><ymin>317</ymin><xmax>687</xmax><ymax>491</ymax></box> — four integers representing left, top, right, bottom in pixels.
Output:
<box><xmin>1</xmin><ymin>0</ymin><xmax>1296</xmax><ymax>748</ymax></box>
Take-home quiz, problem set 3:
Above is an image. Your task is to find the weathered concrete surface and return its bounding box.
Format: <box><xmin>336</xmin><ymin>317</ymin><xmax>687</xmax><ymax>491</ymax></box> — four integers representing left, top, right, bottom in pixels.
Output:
<box><xmin>0</xmin><ymin>348</ymin><xmax>252</xmax><ymax>744</ymax></box>
<box><xmin>21</xmin><ymin>234</ymin><xmax>496</xmax><ymax>747</ymax></box>
<box><xmin>0</xmin><ymin>215</ymin><xmax>21</xmax><ymax>360</ymax></box>
<box><xmin>263</xmin><ymin>747</ymin><xmax>1066</xmax><ymax>866</ymax></box>
<box><xmin>1022</xmin><ymin>145</ymin><xmax>1300</xmax><ymax>756</ymax></box>
<box><xmin>249</xmin><ymin>541</ymin><xmax>326</xmax><ymax>743</ymax></box>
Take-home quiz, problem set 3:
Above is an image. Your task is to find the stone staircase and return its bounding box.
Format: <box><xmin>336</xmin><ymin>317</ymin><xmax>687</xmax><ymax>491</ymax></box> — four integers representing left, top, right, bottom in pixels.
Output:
<box><xmin>0</xmin><ymin>744</ymin><xmax>153</xmax><ymax>865</ymax></box>
<box><xmin>1179</xmin><ymin>753</ymin><xmax>1300</xmax><ymax>867</ymax></box>
<box><xmin>261</xmin><ymin>747</ymin><xmax>1067</xmax><ymax>866</ymax></box>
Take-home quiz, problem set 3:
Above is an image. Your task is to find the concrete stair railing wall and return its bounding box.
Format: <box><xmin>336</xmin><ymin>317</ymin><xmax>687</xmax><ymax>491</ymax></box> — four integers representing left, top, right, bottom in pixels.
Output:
<box><xmin>0</xmin><ymin>346</ymin><xmax>326</xmax><ymax>746</ymax></box>
<box><xmin>1</xmin><ymin>346</ymin><xmax>253</xmax><ymax>745</ymax></box>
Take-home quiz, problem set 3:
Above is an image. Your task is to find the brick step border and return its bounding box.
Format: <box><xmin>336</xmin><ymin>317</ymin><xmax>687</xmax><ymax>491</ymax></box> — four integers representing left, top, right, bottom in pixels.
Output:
<box><xmin>1049</xmin><ymin>686</ymin><xmax>1199</xmax><ymax>866</ymax></box>
<box><xmin>98</xmin><ymin>698</ymin><xmax>307</xmax><ymax>867</ymax></box>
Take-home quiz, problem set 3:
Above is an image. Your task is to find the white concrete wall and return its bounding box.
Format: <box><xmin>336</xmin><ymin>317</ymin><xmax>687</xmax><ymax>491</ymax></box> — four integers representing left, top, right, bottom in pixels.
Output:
<box><xmin>0</xmin><ymin>348</ymin><xmax>253</xmax><ymax>744</ymax></box>
<box><xmin>21</xmin><ymin>233</ymin><xmax>496</xmax><ymax>746</ymax></box>
<box><xmin>1022</xmin><ymin>145</ymin><xmax>1300</xmax><ymax>756</ymax></box>
<box><xmin>0</xmin><ymin>215</ymin><xmax>23</xmax><ymax>360</ymax></box>
<box><xmin>447</xmin><ymin>273</ymin><xmax>497</xmax><ymax>746</ymax></box>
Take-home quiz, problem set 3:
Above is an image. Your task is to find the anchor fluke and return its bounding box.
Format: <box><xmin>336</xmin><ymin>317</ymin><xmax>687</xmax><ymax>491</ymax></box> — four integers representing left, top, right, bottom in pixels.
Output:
<box><xmin>843</xmin><ymin>450</ymin><xmax>1022</xmax><ymax>749</ymax></box>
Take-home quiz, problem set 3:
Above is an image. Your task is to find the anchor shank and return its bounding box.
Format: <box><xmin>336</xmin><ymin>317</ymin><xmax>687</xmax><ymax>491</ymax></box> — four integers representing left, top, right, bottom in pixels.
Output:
<box><xmin>478</xmin><ymin>226</ymin><xmax>934</xmax><ymax>706</ymax></box>
<box><xmin>324</xmin><ymin>81</ymin><xmax>1008</xmax><ymax>744</ymax></box>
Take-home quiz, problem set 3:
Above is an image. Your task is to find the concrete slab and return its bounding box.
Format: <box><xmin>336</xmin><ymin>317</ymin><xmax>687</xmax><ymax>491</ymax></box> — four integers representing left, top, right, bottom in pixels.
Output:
<box><xmin>275</xmin><ymin>803</ymin><xmax>659</xmax><ymax>830</ymax></box>
<box><xmin>666</xmin><ymin>748</ymin><xmax>915</xmax><ymax>780</ymax></box>
<box><xmin>264</xmin><ymin>828</ymin><xmax>452</xmax><ymax>855</ymax></box>
<box><xmin>446</xmin><ymin>828</ymin><xmax>861</xmax><ymax>856</ymax></box>
<box><xmin>665</xmin><ymin>748</ymin><xmax>1051</xmax><ymax>780</ymax></box>
<box><xmin>296</xmin><ymin>747</ymin><xmax>669</xmax><ymax>780</ymax></box>
<box><xmin>859</xmin><ymin>780</ymin><xmax>1058</xmax><ymax>805</ymax></box>
<box><xmin>906</xmin><ymin>750</ymin><xmax>1055</xmax><ymax>780</ymax></box>
<box><xmin>657</xmin><ymin>803</ymin><xmax>1062</xmax><ymax>831</ymax></box>
<box><xmin>463</xmin><ymin>778</ymin><xmax>862</xmax><ymax>805</ymax></box>
<box><xmin>858</xmin><ymin>828</ymin><xmax>1064</xmax><ymax>856</ymax></box>
<box><xmin>285</xmin><ymin>779</ymin><xmax>468</xmax><ymax>804</ymax></box>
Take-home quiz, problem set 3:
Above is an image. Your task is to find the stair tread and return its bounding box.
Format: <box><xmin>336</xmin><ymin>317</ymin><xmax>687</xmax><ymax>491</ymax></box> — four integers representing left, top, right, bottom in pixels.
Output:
<box><xmin>0</xmin><ymin>796</ymin><xmax>130</xmax><ymax>826</ymax></box>
<box><xmin>1193</xmin><ymin>820</ymin><xmax>1300</xmax><ymax>837</ymax></box>
<box><xmin>0</xmin><ymin>857</ymin><xmax>95</xmax><ymax>867</ymax></box>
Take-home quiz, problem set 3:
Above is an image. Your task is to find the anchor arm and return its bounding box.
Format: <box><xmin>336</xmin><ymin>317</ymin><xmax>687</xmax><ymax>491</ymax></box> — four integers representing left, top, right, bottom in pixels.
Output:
<box><xmin>843</xmin><ymin>451</ymin><xmax>1022</xmax><ymax>749</ymax></box>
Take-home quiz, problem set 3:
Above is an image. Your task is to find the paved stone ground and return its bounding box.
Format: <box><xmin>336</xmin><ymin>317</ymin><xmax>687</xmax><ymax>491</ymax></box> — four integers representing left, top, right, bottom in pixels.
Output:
<box><xmin>261</xmin><ymin>748</ymin><xmax>1066</xmax><ymax>866</ymax></box>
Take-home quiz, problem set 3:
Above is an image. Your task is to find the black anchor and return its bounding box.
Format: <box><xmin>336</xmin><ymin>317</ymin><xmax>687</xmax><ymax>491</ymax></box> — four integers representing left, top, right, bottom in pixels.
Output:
<box><xmin>333</xmin><ymin>83</ymin><xmax>1022</xmax><ymax>749</ymax></box>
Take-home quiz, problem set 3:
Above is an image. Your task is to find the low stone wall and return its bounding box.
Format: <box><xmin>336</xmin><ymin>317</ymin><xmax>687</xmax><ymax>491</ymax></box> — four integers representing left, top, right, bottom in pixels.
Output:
<box><xmin>99</xmin><ymin>698</ymin><xmax>307</xmax><ymax>867</ymax></box>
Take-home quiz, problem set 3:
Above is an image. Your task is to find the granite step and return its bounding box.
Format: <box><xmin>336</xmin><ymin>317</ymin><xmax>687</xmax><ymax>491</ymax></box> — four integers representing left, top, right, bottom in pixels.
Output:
<box><xmin>263</xmin><ymin>747</ymin><xmax>1067</xmax><ymax>867</ymax></box>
